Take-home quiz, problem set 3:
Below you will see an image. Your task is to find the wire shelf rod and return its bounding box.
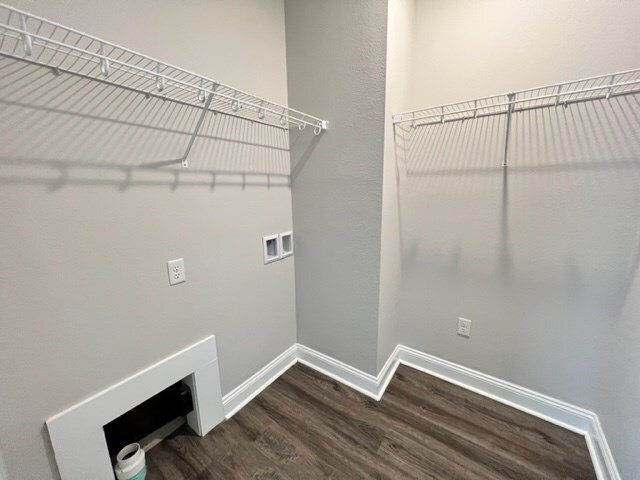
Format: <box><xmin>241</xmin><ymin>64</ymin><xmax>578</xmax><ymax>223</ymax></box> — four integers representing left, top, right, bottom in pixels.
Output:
<box><xmin>404</xmin><ymin>87</ymin><xmax>640</xmax><ymax>129</ymax></box>
<box><xmin>1</xmin><ymin>25</ymin><xmax>318</xmax><ymax>129</ymax></box>
<box><xmin>2</xmin><ymin>4</ymin><xmax>311</xmax><ymax>118</ymax></box>
<box><xmin>403</xmin><ymin>77</ymin><xmax>640</xmax><ymax>125</ymax></box>
<box><xmin>0</xmin><ymin>53</ymin><xmax>294</xmax><ymax>131</ymax></box>
<box><xmin>393</xmin><ymin>67</ymin><xmax>640</xmax><ymax>125</ymax></box>
<box><xmin>0</xmin><ymin>3</ymin><xmax>328</xmax><ymax>133</ymax></box>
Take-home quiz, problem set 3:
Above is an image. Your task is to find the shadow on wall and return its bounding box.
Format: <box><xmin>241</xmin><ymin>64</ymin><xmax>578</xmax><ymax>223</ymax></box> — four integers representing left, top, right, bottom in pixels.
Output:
<box><xmin>392</xmin><ymin>94</ymin><xmax>640</xmax><ymax>400</ymax></box>
<box><xmin>0</xmin><ymin>56</ymin><xmax>291</xmax><ymax>190</ymax></box>
<box><xmin>288</xmin><ymin>124</ymin><xmax>323</xmax><ymax>183</ymax></box>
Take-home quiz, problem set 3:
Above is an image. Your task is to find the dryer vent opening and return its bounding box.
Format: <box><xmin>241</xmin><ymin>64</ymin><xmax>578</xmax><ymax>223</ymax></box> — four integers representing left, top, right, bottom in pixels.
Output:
<box><xmin>103</xmin><ymin>381</ymin><xmax>194</xmax><ymax>458</ymax></box>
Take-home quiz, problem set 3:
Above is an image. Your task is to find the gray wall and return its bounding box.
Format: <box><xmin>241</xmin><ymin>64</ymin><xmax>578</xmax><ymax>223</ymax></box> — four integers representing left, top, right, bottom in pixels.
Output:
<box><xmin>285</xmin><ymin>0</ymin><xmax>388</xmax><ymax>374</ymax></box>
<box><xmin>598</xmin><ymin>267</ymin><xmax>640</xmax><ymax>478</ymax></box>
<box><xmin>378</xmin><ymin>0</ymin><xmax>415</xmax><ymax>370</ymax></box>
<box><xmin>0</xmin><ymin>1</ymin><xmax>296</xmax><ymax>478</ymax></box>
<box><xmin>2</xmin><ymin>0</ymin><xmax>639</xmax><ymax>478</ymax></box>
<box><xmin>392</xmin><ymin>0</ymin><xmax>640</xmax><ymax>475</ymax></box>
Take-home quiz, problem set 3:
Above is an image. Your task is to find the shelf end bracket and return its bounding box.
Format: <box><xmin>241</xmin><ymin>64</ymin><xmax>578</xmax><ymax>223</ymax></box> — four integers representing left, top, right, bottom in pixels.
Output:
<box><xmin>502</xmin><ymin>92</ymin><xmax>516</xmax><ymax>168</ymax></box>
<box><xmin>181</xmin><ymin>92</ymin><xmax>214</xmax><ymax>168</ymax></box>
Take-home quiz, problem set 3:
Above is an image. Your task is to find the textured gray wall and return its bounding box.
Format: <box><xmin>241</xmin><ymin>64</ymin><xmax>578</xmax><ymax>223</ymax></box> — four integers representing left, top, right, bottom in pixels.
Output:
<box><xmin>598</xmin><ymin>268</ymin><xmax>640</xmax><ymax>479</ymax></box>
<box><xmin>393</xmin><ymin>0</ymin><xmax>640</xmax><ymax>475</ymax></box>
<box><xmin>378</xmin><ymin>0</ymin><xmax>415</xmax><ymax>371</ymax></box>
<box><xmin>0</xmin><ymin>1</ymin><xmax>296</xmax><ymax>478</ymax></box>
<box><xmin>285</xmin><ymin>0</ymin><xmax>388</xmax><ymax>374</ymax></box>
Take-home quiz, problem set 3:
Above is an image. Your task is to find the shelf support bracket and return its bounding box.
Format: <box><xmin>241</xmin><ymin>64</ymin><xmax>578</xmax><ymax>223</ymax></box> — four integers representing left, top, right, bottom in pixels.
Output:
<box><xmin>606</xmin><ymin>75</ymin><xmax>616</xmax><ymax>100</ymax></box>
<box><xmin>19</xmin><ymin>14</ymin><xmax>32</xmax><ymax>56</ymax></box>
<box><xmin>502</xmin><ymin>92</ymin><xmax>515</xmax><ymax>168</ymax></box>
<box><xmin>181</xmin><ymin>91</ymin><xmax>214</xmax><ymax>168</ymax></box>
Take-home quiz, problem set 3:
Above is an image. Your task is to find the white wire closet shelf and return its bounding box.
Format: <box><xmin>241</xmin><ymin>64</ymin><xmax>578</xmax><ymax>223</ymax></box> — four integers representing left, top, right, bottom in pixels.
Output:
<box><xmin>0</xmin><ymin>3</ymin><xmax>328</xmax><ymax>167</ymax></box>
<box><xmin>393</xmin><ymin>67</ymin><xmax>640</xmax><ymax>167</ymax></box>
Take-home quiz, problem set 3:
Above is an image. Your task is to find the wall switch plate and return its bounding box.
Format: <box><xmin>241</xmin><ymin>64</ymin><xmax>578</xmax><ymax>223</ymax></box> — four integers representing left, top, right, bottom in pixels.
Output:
<box><xmin>263</xmin><ymin>235</ymin><xmax>279</xmax><ymax>264</ymax></box>
<box><xmin>167</xmin><ymin>258</ymin><xmax>186</xmax><ymax>285</ymax></box>
<box><xmin>457</xmin><ymin>317</ymin><xmax>471</xmax><ymax>338</ymax></box>
<box><xmin>279</xmin><ymin>231</ymin><xmax>293</xmax><ymax>258</ymax></box>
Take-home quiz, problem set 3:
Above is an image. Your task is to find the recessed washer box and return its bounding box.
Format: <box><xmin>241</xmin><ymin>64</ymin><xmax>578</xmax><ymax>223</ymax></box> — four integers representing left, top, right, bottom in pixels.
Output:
<box><xmin>263</xmin><ymin>234</ymin><xmax>280</xmax><ymax>264</ymax></box>
<box><xmin>279</xmin><ymin>231</ymin><xmax>293</xmax><ymax>258</ymax></box>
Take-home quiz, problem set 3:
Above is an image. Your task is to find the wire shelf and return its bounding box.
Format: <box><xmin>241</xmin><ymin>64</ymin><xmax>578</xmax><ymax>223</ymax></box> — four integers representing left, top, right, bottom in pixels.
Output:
<box><xmin>393</xmin><ymin>67</ymin><xmax>640</xmax><ymax>127</ymax></box>
<box><xmin>0</xmin><ymin>3</ymin><xmax>328</xmax><ymax>166</ymax></box>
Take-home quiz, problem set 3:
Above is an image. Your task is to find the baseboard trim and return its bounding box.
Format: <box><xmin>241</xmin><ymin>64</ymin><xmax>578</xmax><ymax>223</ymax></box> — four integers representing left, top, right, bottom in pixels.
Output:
<box><xmin>586</xmin><ymin>415</ymin><xmax>622</xmax><ymax>480</ymax></box>
<box><xmin>221</xmin><ymin>343</ymin><xmax>619</xmax><ymax>480</ymax></box>
<box><xmin>222</xmin><ymin>344</ymin><xmax>298</xmax><ymax>419</ymax></box>
<box><xmin>296</xmin><ymin>344</ymin><xmax>380</xmax><ymax>398</ymax></box>
<box><xmin>397</xmin><ymin>346</ymin><xmax>592</xmax><ymax>434</ymax></box>
<box><xmin>376</xmin><ymin>344</ymin><xmax>402</xmax><ymax>399</ymax></box>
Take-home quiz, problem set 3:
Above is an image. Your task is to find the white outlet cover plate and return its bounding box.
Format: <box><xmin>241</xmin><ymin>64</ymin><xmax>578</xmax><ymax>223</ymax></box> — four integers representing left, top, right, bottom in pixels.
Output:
<box><xmin>279</xmin><ymin>231</ymin><xmax>293</xmax><ymax>258</ymax></box>
<box><xmin>457</xmin><ymin>317</ymin><xmax>471</xmax><ymax>338</ymax></box>
<box><xmin>263</xmin><ymin>235</ymin><xmax>280</xmax><ymax>264</ymax></box>
<box><xmin>167</xmin><ymin>258</ymin><xmax>186</xmax><ymax>285</ymax></box>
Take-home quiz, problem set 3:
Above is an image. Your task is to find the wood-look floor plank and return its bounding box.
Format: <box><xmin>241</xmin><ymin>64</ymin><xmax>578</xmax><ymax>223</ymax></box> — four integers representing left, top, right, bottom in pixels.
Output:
<box><xmin>146</xmin><ymin>363</ymin><xmax>597</xmax><ymax>479</ymax></box>
<box><xmin>386</xmin><ymin>367</ymin><xmax>594</xmax><ymax>478</ymax></box>
<box><xmin>391</xmin><ymin>367</ymin><xmax>589</xmax><ymax>460</ymax></box>
<box><xmin>282</xmin><ymin>365</ymin><xmax>496</xmax><ymax>480</ymax></box>
<box><xmin>256</xmin><ymin>385</ymin><xmax>408</xmax><ymax>479</ymax></box>
<box><xmin>230</xmin><ymin>404</ymin><xmax>337</xmax><ymax>479</ymax></box>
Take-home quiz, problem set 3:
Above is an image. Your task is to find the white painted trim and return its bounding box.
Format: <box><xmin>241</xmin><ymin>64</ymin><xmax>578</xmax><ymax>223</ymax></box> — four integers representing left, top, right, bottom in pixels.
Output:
<box><xmin>46</xmin><ymin>335</ymin><xmax>224</xmax><ymax>480</ymax></box>
<box><xmin>375</xmin><ymin>344</ymin><xmax>402</xmax><ymax>399</ymax></box>
<box><xmin>586</xmin><ymin>415</ymin><xmax>622</xmax><ymax>480</ymax></box>
<box><xmin>296</xmin><ymin>344</ymin><xmax>380</xmax><ymax>399</ymax></box>
<box><xmin>222</xmin><ymin>344</ymin><xmax>298</xmax><ymax>418</ymax></box>
<box><xmin>397</xmin><ymin>345</ymin><xmax>592</xmax><ymax>434</ymax></box>
<box><xmin>221</xmin><ymin>343</ymin><xmax>620</xmax><ymax>480</ymax></box>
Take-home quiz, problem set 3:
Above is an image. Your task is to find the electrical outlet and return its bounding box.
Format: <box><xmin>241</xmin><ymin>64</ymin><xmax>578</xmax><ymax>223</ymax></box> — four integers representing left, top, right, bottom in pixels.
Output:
<box><xmin>167</xmin><ymin>258</ymin><xmax>186</xmax><ymax>285</ymax></box>
<box><xmin>457</xmin><ymin>317</ymin><xmax>471</xmax><ymax>338</ymax></box>
<box><xmin>279</xmin><ymin>231</ymin><xmax>293</xmax><ymax>258</ymax></box>
<box><xmin>263</xmin><ymin>235</ymin><xmax>280</xmax><ymax>264</ymax></box>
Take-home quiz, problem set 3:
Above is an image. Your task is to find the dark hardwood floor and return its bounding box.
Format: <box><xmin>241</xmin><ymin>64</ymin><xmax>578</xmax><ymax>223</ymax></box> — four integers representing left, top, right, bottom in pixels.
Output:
<box><xmin>146</xmin><ymin>363</ymin><xmax>597</xmax><ymax>479</ymax></box>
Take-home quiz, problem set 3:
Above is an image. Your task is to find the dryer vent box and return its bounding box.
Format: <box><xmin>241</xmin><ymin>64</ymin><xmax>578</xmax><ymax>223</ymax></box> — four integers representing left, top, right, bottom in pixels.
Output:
<box><xmin>103</xmin><ymin>381</ymin><xmax>193</xmax><ymax>458</ymax></box>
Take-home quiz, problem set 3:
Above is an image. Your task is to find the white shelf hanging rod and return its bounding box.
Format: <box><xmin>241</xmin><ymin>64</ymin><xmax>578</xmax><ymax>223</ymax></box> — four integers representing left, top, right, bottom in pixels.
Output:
<box><xmin>394</xmin><ymin>67</ymin><xmax>640</xmax><ymax>125</ymax></box>
<box><xmin>407</xmin><ymin>87</ymin><xmax>640</xmax><ymax>128</ymax></box>
<box><xmin>403</xmin><ymin>77</ymin><xmax>640</xmax><ymax>125</ymax></box>
<box><xmin>1</xmin><ymin>52</ymin><xmax>301</xmax><ymax>132</ymax></box>
<box><xmin>2</xmin><ymin>23</ymin><xmax>322</xmax><ymax>129</ymax></box>
<box><xmin>0</xmin><ymin>4</ymin><xmax>328</xmax><ymax>133</ymax></box>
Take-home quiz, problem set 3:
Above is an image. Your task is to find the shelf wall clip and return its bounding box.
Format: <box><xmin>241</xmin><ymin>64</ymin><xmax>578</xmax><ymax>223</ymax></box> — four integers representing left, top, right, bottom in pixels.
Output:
<box><xmin>19</xmin><ymin>14</ymin><xmax>32</xmax><ymax>56</ymax></box>
<box><xmin>198</xmin><ymin>80</ymin><xmax>218</xmax><ymax>103</ymax></box>
<box><xmin>606</xmin><ymin>75</ymin><xmax>616</xmax><ymax>100</ymax></box>
<box><xmin>181</xmin><ymin>83</ymin><xmax>218</xmax><ymax>168</ymax></box>
<box><xmin>231</xmin><ymin>91</ymin><xmax>239</xmax><ymax>112</ymax></box>
<box><xmin>502</xmin><ymin>92</ymin><xmax>516</xmax><ymax>168</ymax></box>
<box><xmin>99</xmin><ymin>43</ymin><xmax>110</xmax><ymax>77</ymax></box>
<box><xmin>555</xmin><ymin>85</ymin><xmax>562</xmax><ymax>107</ymax></box>
<box><xmin>155</xmin><ymin>63</ymin><xmax>166</xmax><ymax>92</ymax></box>
<box><xmin>198</xmin><ymin>78</ymin><xmax>206</xmax><ymax>103</ymax></box>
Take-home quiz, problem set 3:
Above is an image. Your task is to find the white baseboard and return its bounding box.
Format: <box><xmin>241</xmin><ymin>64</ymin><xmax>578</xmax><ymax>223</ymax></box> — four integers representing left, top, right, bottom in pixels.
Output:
<box><xmin>586</xmin><ymin>415</ymin><xmax>622</xmax><ymax>480</ymax></box>
<box><xmin>222</xmin><ymin>344</ymin><xmax>298</xmax><ymax>418</ymax></box>
<box><xmin>395</xmin><ymin>346</ymin><xmax>620</xmax><ymax>480</ymax></box>
<box><xmin>222</xmin><ymin>343</ymin><xmax>620</xmax><ymax>480</ymax></box>
<box><xmin>296</xmin><ymin>344</ymin><xmax>380</xmax><ymax>398</ymax></box>
<box><xmin>396</xmin><ymin>346</ymin><xmax>592</xmax><ymax>434</ymax></box>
